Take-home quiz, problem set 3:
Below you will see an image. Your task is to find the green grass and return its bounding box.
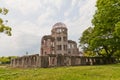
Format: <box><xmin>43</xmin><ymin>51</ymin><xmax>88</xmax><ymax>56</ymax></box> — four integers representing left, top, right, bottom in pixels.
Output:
<box><xmin>0</xmin><ymin>64</ymin><xmax>120</xmax><ymax>80</ymax></box>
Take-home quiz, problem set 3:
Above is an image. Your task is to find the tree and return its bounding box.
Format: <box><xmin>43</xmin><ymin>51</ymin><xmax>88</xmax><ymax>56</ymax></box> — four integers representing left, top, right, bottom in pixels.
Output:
<box><xmin>0</xmin><ymin>8</ymin><xmax>12</xmax><ymax>36</ymax></box>
<box><xmin>79</xmin><ymin>27</ymin><xmax>93</xmax><ymax>51</ymax></box>
<box><xmin>79</xmin><ymin>0</ymin><xmax>120</xmax><ymax>58</ymax></box>
<box><xmin>0</xmin><ymin>56</ymin><xmax>17</xmax><ymax>64</ymax></box>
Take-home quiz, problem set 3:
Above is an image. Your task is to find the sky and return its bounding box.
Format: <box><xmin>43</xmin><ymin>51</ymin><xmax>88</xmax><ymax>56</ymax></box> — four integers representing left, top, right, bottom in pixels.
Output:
<box><xmin>0</xmin><ymin>0</ymin><xmax>97</xmax><ymax>56</ymax></box>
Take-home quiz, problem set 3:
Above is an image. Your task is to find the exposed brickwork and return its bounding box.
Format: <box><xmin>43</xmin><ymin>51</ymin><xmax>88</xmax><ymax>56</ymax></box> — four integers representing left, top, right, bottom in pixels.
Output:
<box><xmin>11</xmin><ymin>54</ymin><xmax>117</xmax><ymax>68</ymax></box>
<box><xmin>41</xmin><ymin>22</ymin><xmax>80</xmax><ymax>56</ymax></box>
<box><xmin>10</xmin><ymin>22</ymin><xmax>117</xmax><ymax>68</ymax></box>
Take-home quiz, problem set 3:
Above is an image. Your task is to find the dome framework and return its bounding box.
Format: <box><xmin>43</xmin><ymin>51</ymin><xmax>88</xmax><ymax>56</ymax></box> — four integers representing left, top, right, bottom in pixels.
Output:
<box><xmin>52</xmin><ymin>22</ymin><xmax>67</xmax><ymax>29</ymax></box>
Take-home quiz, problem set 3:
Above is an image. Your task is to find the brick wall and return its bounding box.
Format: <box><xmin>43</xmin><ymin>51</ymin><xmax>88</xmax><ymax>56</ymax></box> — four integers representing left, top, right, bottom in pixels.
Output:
<box><xmin>10</xmin><ymin>54</ymin><xmax>117</xmax><ymax>68</ymax></box>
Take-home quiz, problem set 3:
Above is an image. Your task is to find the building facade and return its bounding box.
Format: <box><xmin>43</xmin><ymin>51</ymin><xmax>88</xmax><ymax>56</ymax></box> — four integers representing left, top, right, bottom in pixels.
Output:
<box><xmin>41</xmin><ymin>22</ymin><xmax>80</xmax><ymax>56</ymax></box>
<box><xmin>10</xmin><ymin>22</ymin><xmax>117</xmax><ymax>68</ymax></box>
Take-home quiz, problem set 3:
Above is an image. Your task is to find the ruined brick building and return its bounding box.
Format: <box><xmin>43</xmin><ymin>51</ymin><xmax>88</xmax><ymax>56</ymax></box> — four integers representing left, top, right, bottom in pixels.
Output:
<box><xmin>11</xmin><ymin>22</ymin><xmax>117</xmax><ymax>68</ymax></box>
<box><xmin>41</xmin><ymin>22</ymin><xmax>80</xmax><ymax>56</ymax></box>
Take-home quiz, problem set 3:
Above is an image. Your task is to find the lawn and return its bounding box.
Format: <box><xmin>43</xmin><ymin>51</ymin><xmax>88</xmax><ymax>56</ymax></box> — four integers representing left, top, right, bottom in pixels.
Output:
<box><xmin>0</xmin><ymin>64</ymin><xmax>120</xmax><ymax>80</ymax></box>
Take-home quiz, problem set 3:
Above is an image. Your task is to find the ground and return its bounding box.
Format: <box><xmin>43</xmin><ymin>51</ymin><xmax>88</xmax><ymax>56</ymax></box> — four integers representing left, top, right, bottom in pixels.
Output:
<box><xmin>0</xmin><ymin>64</ymin><xmax>120</xmax><ymax>80</ymax></box>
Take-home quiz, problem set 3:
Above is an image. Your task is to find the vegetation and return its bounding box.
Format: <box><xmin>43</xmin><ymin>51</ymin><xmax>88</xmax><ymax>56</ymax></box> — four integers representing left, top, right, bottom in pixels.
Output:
<box><xmin>0</xmin><ymin>64</ymin><xmax>120</xmax><ymax>80</ymax></box>
<box><xmin>0</xmin><ymin>56</ymin><xmax>17</xmax><ymax>64</ymax></box>
<box><xmin>79</xmin><ymin>0</ymin><xmax>120</xmax><ymax>58</ymax></box>
<box><xmin>0</xmin><ymin>8</ymin><xmax>12</xmax><ymax>36</ymax></box>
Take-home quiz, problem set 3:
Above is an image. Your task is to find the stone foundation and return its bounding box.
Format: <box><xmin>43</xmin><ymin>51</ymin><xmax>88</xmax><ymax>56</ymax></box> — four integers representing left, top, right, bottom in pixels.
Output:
<box><xmin>11</xmin><ymin>54</ymin><xmax>117</xmax><ymax>68</ymax></box>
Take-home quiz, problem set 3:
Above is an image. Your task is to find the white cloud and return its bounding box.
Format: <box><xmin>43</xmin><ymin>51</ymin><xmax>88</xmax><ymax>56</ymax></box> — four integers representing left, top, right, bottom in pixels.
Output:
<box><xmin>16</xmin><ymin>21</ymin><xmax>40</xmax><ymax>35</ymax></box>
<box><xmin>78</xmin><ymin>0</ymin><xmax>97</xmax><ymax>29</ymax></box>
<box><xmin>50</xmin><ymin>0</ymin><xmax>63</xmax><ymax>10</ymax></box>
<box><xmin>37</xmin><ymin>7</ymin><xmax>55</xmax><ymax>24</ymax></box>
<box><xmin>64</xmin><ymin>0</ymin><xmax>97</xmax><ymax>43</ymax></box>
<box><xmin>0</xmin><ymin>0</ymin><xmax>97</xmax><ymax>56</ymax></box>
<box><xmin>4</xmin><ymin>0</ymin><xmax>41</xmax><ymax>15</ymax></box>
<box><xmin>0</xmin><ymin>33</ymin><xmax>40</xmax><ymax>56</ymax></box>
<box><xmin>64</xmin><ymin>10</ymin><xmax>71</xmax><ymax>17</ymax></box>
<box><xmin>71</xmin><ymin>0</ymin><xmax>78</xmax><ymax>7</ymax></box>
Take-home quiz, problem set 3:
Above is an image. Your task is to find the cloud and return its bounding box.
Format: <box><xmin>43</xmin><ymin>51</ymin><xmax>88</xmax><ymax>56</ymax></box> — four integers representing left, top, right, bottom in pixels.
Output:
<box><xmin>0</xmin><ymin>33</ymin><xmax>40</xmax><ymax>56</ymax></box>
<box><xmin>37</xmin><ymin>7</ymin><xmax>55</xmax><ymax>25</ymax></box>
<box><xmin>71</xmin><ymin>0</ymin><xmax>79</xmax><ymax>7</ymax></box>
<box><xmin>50</xmin><ymin>0</ymin><xmax>63</xmax><ymax>10</ymax></box>
<box><xmin>3</xmin><ymin>0</ymin><xmax>41</xmax><ymax>15</ymax></box>
<box><xmin>15</xmin><ymin>21</ymin><xmax>40</xmax><ymax>35</ymax></box>
<box><xmin>63</xmin><ymin>0</ymin><xmax>97</xmax><ymax>42</ymax></box>
<box><xmin>0</xmin><ymin>0</ymin><xmax>97</xmax><ymax>56</ymax></box>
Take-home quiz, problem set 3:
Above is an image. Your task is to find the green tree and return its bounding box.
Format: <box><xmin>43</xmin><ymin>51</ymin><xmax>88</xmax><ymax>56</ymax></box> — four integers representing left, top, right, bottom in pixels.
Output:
<box><xmin>0</xmin><ymin>56</ymin><xmax>10</xmax><ymax>64</ymax></box>
<box><xmin>80</xmin><ymin>0</ymin><xmax>120</xmax><ymax>58</ymax></box>
<box><xmin>0</xmin><ymin>8</ymin><xmax>12</xmax><ymax>36</ymax></box>
<box><xmin>0</xmin><ymin>56</ymin><xmax>17</xmax><ymax>64</ymax></box>
<box><xmin>79</xmin><ymin>27</ymin><xmax>93</xmax><ymax>51</ymax></box>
